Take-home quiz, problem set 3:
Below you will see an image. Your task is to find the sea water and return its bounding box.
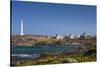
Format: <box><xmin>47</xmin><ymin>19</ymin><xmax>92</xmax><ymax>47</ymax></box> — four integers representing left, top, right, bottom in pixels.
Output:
<box><xmin>11</xmin><ymin>45</ymin><xmax>80</xmax><ymax>65</ymax></box>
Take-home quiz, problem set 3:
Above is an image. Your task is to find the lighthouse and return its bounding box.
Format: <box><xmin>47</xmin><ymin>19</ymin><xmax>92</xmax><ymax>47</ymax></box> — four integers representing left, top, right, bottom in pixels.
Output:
<box><xmin>20</xmin><ymin>18</ymin><xmax>24</xmax><ymax>35</ymax></box>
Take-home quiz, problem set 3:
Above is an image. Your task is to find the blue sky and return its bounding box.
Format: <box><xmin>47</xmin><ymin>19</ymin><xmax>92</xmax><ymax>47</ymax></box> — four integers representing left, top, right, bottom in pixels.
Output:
<box><xmin>11</xmin><ymin>1</ymin><xmax>96</xmax><ymax>35</ymax></box>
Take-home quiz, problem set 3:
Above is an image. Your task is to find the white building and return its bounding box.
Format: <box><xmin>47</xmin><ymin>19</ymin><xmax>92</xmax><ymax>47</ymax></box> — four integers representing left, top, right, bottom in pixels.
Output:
<box><xmin>69</xmin><ymin>33</ymin><xmax>81</xmax><ymax>39</ymax></box>
<box><xmin>82</xmin><ymin>33</ymin><xmax>92</xmax><ymax>39</ymax></box>
<box><xmin>77</xmin><ymin>35</ymin><xmax>80</xmax><ymax>38</ymax></box>
<box><xmin>69</xmin><ymin>34</ymin><xmax>74</xmax><ymax>39</ymax></box>
<box><xmin>56</xmin><ymin>34</ymin><xmax>64</xmax><ymax>40</ymax></box>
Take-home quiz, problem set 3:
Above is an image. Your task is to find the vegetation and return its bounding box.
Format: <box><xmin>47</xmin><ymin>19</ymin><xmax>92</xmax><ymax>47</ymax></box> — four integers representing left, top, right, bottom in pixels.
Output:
<box><xmin>11</xmin><ymin>35</ymin><xmax>96</xmax><ymax>66</ymax></box>
<box><xmin>13</xmin><ymin>46</ymin><xmax>96</xmax><ymax>66</ymax></box>
<box><xmin>11</xmin><ymin>35</ymin><xmax>96</xmax><ymax>47</ymax></box>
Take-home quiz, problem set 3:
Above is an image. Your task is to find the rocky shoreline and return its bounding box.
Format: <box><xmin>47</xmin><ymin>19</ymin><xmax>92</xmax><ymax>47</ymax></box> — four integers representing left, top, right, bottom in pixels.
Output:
<box><xmin>11</xmin><ymin>35</ymin><xmax>96</xmax><ymax>46</ymax></box>
<box><xmin>11</xmin><ymin>35</ymin><xmax>96</xmax><ymax>66</ymax></box>
<box><xmin>11</xmin><ymin>45</ymin><xmax>96</xmax><ymax>66</ymax></box>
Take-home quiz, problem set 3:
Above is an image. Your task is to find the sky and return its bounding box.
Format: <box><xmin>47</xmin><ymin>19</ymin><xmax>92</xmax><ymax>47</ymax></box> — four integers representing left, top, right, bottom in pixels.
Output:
<box><xmin>11</xmin><ymin>1</ymin><xmax>96</xmax><ymax>35</ymax></box>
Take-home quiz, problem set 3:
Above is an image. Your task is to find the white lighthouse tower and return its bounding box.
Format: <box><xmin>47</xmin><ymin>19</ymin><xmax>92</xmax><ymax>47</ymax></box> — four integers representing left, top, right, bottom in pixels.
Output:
<box><xmin>20</xmin><ymin>18</ymin><xmax>24</xmax><ymax>36</ymax></box>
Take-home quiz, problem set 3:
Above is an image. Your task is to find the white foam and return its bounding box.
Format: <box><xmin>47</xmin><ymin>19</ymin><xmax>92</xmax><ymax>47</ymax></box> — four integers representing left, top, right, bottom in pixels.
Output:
<box><xmin>11</xmin><ymin>54</ymin><xmax>40</xmax><ymax>58</ymax></box>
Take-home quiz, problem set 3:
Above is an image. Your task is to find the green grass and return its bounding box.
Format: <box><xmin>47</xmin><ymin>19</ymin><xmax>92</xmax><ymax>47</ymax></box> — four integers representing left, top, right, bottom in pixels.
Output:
<box><xmin>15</xmin><ymin>52</ymin><xmax>96</xmax><ymax>66</ymax></box>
